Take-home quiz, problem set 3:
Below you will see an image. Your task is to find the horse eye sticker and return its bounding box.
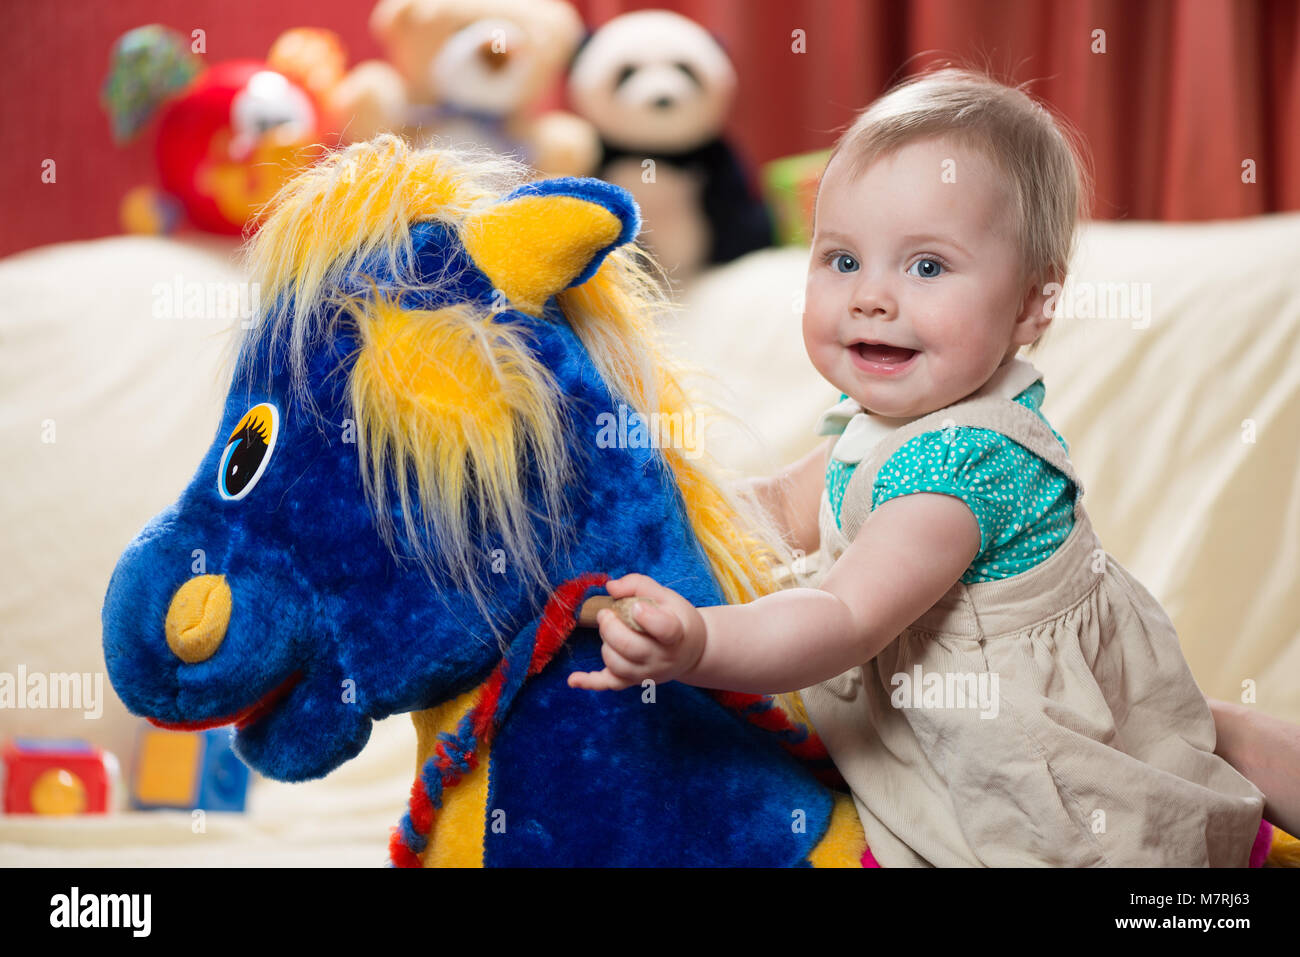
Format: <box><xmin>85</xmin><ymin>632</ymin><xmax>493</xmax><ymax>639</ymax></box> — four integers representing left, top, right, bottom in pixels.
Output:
<box><xmin>218</xmin><ymin>403</ymin><xmax>280</xmax><ymax>501</ymax></box>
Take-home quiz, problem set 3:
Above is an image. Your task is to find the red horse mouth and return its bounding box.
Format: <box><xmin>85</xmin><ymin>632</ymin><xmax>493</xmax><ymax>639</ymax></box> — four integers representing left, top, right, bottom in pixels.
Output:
<box><xmin>148</xmin><ymin>671</ymin><xmax>302</xmax><ymax>733</ymax></box>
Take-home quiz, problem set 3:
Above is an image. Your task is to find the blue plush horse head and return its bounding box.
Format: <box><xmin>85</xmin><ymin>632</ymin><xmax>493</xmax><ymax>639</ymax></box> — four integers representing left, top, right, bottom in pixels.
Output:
<box><xmin>103</xmin><ymin>136</ymin><xmax>862</xmax><ymax>866</ymax></box>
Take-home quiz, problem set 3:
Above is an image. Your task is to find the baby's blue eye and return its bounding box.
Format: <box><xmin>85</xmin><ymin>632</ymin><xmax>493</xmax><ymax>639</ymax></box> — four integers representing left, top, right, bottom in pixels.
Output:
<box><xmin>830</xmin><ymin>253</ymin><xmax>859</xmax><ymax>273</ymax></box>
<box><xmin>908</xmin><ymin>258</ymin><xmax>944</xmax><ymax>279</ymax></box>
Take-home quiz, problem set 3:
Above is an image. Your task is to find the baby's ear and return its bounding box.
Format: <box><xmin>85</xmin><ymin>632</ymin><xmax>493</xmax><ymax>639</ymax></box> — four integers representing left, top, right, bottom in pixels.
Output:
<box><xmin>461</xmin><ymin>178</ymin><xmax>641</xmax><ymax>317</ymax></box>
<box><xmin>1013</xmin><ymin>269</ymin><xmax>1060</xmax><ymax>347</ymax></box>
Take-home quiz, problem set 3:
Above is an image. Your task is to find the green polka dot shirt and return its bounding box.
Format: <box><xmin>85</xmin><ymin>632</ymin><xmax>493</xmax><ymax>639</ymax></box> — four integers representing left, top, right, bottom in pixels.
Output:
<box><xmin>826</xmin><ymin>381</ymin><xmax>1077</xmax><ymax>584</ymax></box>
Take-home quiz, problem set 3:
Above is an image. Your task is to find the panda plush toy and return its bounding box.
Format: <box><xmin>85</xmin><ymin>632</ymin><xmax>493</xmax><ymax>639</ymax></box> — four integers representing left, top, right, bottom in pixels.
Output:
<box><xmin>568</xmin><ymin>9</ymin><xmax>773</xmax><ymax>280</ymax></box>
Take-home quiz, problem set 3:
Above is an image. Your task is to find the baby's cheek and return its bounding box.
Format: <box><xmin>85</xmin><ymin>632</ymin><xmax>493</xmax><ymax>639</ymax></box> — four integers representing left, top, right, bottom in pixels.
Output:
<box><xmin>801</xmin><ymin>300</ymin><xmax>834</xmax><ymax>354</ymax></box>
<box><xmin>909</xmin><ymin>306</ymin><xmax>954</xmax><ymax>352</ymax></box>
<box><xmin>931</xmin><ymin>312</ymin><xmax>1013</xmax><ymax>396</ymax></box>
<box><xmin>923</xmin><ymin>302</ymin><xmax>990</xmax><ymax>352</ymax></box>
<box><xmin>801</xmin><ymin>282</ymin><xmax>825</xmax><ymax>327</ymax></box>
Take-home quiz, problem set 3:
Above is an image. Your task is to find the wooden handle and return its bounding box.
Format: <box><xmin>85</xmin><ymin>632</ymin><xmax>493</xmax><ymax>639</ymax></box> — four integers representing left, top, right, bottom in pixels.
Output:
<box><xmin>578</xmin><ymin>595</ymin><xmax>657</xmax><ymax>634</ymax></box>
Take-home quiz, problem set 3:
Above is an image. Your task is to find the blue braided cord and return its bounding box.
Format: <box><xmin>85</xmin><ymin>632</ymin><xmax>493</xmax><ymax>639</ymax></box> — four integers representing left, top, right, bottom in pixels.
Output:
<box><xmin>398</xmin><ymin>812</ymin><xmax>427</xmax><ymax>855</ymax></box>
<box><xmin>775</xmin><ymin>723</ymin><xmax>811</xmax><ymax>744</ymax></box>
<box><xmin>488</xmin><ymin>583</ymin><xmax>600</xmax><ymax>726</ymax></box>
<box><xmin>436</xmin><ymin>731</ymin><xmax>473</xmax><ymax>776</ymax></box>
<box><xmin>727</xmin><ymin>694</ymin><xmax>812</xmax><ymax>745</ymax></box>
<box><xmin>492</xmin><ymin>618</ymin><xmax>542</xmax><ymax>718</ymax></box>
<box><xmin>420</xmin><ymin>756</ymin><xmax>445</xmax><ymax>810</ymax></box>
<box><xmin>454</xmin><ymin>707</ymin><xmax>480</xmax><ymax>742</ymax></box>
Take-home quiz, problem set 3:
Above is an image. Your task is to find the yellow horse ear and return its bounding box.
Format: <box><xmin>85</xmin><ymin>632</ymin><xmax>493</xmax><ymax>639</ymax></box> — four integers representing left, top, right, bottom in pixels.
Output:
<box><xmin>461</xmin><ymin>179</ymin><xmax>640</xmax><ymax>316</ymax></box>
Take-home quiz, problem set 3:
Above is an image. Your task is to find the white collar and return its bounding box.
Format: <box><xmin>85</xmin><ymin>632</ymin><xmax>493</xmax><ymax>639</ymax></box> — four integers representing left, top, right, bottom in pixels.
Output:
<box><xmin>815</xmin><ymin>358</ymin><xmax>1044</xmax><ymax>466</ymax></box>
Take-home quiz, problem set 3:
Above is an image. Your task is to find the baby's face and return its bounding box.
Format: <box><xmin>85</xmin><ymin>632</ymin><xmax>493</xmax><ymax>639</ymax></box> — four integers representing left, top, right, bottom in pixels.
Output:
<box><xmin>804</xmin><ymin>135</ymin><xmax>1046</xmax><ymax>418</ymax></box>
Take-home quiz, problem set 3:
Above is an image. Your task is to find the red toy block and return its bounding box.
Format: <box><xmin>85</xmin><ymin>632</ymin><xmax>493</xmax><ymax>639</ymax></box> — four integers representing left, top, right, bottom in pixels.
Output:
<box><xmin>2</xmin><ymin>738</ymin><xmax>113</xmax><ymax>814</ymax></box>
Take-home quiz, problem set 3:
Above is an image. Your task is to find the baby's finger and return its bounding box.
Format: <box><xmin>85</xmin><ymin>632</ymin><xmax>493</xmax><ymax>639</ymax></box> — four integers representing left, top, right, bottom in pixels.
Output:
<box><xmin>567</xmin><ymin>668</ymin><xmax>632</xmax><ymax>692</ymax></box>
<box><xmin>608</xmin><ymin>574</ymin><xmax>677</xmax><ymax>605</ymax></box>
<box><xmin>606</xmin><ymin>573</ymin><xmax>675</xmax><ymax>603</ymax></box>
<box><xmin>597</xmin><ymin>609</ymin><xmax>656</xmax><ymax>664</ymax></box>
<box><xmin>598</xmin><ymin>637</ymin><xmax>645</xmax><ymax>685</ymax></box>
<box><xmin>629</xmin><ymin>600</ymin><xmax>683</xmax><ymax>647</ymax></box>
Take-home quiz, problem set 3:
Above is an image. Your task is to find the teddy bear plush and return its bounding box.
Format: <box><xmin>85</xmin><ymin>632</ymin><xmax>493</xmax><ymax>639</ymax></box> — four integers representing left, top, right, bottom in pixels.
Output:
<box><xmin>568</xmin><ymin>9</ymin><xmax>773</xmax><ymax>280</ymax></box>
<box><xmin>329</xmin><ymin>0</ymin><xmax>599</xmax><ymax>178</ymax></box>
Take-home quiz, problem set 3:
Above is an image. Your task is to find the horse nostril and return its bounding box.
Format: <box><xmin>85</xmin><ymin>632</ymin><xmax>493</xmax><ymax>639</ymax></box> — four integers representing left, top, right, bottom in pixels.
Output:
<box><xmin>164</xmin><ymin>574</ymin><xmax>232</xmax><ymax>663</ymax></box>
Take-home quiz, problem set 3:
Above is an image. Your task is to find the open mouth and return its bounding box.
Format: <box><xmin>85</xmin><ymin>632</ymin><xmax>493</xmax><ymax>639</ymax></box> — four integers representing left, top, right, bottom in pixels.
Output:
<box><xmin>849</xmin><ymin>341</ymin><xmax>919</xmax><ymax>375</ymax></box>
<box><xmin>148</xmin><ymin>671</ymin><xmax>302</xmax><ymax>733</ymax></box>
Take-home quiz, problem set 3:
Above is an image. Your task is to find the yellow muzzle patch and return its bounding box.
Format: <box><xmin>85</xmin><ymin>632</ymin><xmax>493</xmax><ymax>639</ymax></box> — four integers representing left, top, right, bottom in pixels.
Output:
<box><xmin>165</xmin><ymin>574</ymin><xmax>232</xmax><ymax>663</ymax></box>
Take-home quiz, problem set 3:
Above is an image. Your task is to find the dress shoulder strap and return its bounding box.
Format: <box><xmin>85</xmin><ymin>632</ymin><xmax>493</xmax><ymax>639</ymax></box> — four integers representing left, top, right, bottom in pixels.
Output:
<box><xmin>838</xmin><ymin>391</ymin><xmax>1083</xmax><ymax>543</ymax></box>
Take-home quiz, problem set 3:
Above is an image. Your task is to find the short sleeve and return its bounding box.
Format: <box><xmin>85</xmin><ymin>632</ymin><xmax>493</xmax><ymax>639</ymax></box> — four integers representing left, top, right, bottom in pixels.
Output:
<box><xmin>871</xmin><ymin>428</ymin><xmax>1040</xmax><ymax>557</ymax></box>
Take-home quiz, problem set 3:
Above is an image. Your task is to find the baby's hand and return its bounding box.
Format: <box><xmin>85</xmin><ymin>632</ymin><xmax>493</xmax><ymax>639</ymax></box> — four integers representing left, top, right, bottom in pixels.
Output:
<box><xmin>567</xmin><ymin>574</ymin><xmax>707</xmax><ymax>692</ymax></box>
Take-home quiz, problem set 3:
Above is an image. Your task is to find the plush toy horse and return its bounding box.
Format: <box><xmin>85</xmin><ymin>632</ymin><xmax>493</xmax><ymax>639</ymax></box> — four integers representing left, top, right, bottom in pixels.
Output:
<box><xmin>101</xmin><ymin>135</ymin><xmax>869</xmax><ymax>866</ymax></box>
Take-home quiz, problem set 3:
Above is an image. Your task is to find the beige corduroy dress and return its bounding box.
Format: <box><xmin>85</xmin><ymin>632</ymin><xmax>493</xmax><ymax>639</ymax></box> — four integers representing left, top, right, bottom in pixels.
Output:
<box><xmin>798</xmin><ymin>359</ymin><xmax>1266</xmax><ymax>866</ymax></box>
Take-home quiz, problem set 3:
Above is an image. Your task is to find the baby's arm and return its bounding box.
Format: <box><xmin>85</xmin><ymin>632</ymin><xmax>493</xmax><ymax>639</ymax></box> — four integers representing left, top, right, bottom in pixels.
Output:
<box><xmin>1208</xmin><ymin>697</ymin><xmax>1300</xmax><ymax>838</ymax></box>
<box><xmin>735</xmin><ymin>437</ymin><xmax>833</xmax><ymax>555</ymax></box>
<box><xmin>569</xmin><ymin>490</ymin><xmax>981</xmax><ymax>694</ymax></box>
<box><xmin>692</xmin><ymin>492</ymin><xmax>980</xmax><ymax>692</ymax></box>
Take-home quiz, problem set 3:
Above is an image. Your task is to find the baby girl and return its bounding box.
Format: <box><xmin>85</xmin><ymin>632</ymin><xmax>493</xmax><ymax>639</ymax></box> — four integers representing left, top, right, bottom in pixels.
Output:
<box><xmin>568</xmin><ymin>68</ymin><xmax>1273</xmax><ymax>866</ymax></box>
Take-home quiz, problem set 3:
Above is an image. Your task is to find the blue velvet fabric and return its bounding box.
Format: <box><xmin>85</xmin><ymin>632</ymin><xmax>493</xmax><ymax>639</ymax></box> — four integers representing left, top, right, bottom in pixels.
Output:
<box><xmin>102</xmin><ymin>177</ymin><xmax>839</xmax><ymax>864</ymax></box>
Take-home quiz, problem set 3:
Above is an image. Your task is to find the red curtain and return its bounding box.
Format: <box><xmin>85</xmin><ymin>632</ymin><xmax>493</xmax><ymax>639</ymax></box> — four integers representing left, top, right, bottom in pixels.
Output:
<box><xmin>575</xmin><ymin>0</ymin><xmax>1300</xmax><ymax>221</ymax></box>
<box><xmin>1</xmin><ymin>0</ymin><xmax>1297</xmax><ymax>257</ymax></box>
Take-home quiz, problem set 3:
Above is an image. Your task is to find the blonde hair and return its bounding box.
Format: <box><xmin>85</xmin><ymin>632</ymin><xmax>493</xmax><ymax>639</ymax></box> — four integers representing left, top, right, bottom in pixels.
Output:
<box><xmin>828</xmin><ymin>67</ymin><xmax>1094</xmax><ymax>352</ymax></box>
